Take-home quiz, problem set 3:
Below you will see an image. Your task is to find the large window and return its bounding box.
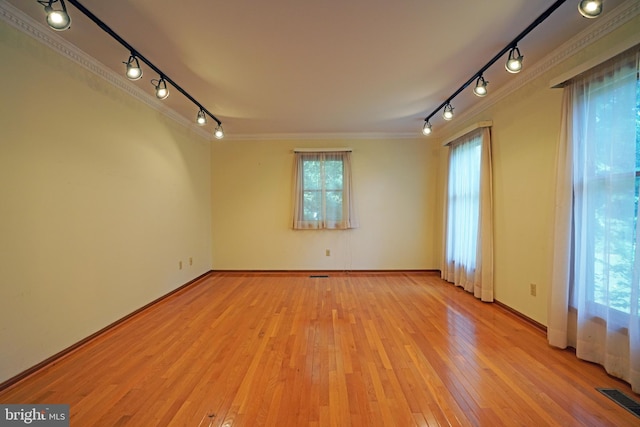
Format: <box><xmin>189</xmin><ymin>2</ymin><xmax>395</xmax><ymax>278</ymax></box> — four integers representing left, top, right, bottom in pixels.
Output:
<box><xmin>442</xmin><ymin>127</ymin><xmax>494</xmax><ymax>302</ymax></box>
<box><xmin>445</xmin><ymin>135</ymin><xmax>482</xmax><ymax>272</ymax></box>
<box><xmin>548</xmin><ymin>47</ymin><xmax>639</xmax><ymax>393</ymax></box>
<box><xmin>571</xmin><ymin>50</ymin><xmax>640</xmax><ymax>319</ymax></box>
<box><xmin>292</xmin><ymin>151</ymin><xmax>357</xmax><ymax>230</ymax></box>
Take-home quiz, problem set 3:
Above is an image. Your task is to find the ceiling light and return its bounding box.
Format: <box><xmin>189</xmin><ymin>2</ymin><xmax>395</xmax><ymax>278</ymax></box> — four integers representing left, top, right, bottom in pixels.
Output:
<box><xmin>443</xmin><ymin>104</ymin><xmax>454</xmax><ymax>121</ymax></box>
<box><xmin>422</xmin><ymin>121</ymin><xmax>432</xmax><ymax>135</ymax></box>
<box><xmin>505</xmin><ymin>46</ymin><xmax>523</xmax><ymax>73</ymax></box>
<box><xmin>38</xmin><ymin>0</ymin><xmax>71</xmax><ymax>31</ymax></box>
<box><xmin>124</xmin><ymin>55</ymin><xmax>142</xmax><ymax>81</ymax></box>
<box><xmin>473</xmin><ymin>76</ymin><xmax>489</xmax><ymax>97</ymax></box>
<box><xmin>214</xmin><ymin>125</ymin><xmax>225</xmax><ymax>139</ymax></box>
<box><xmin>196</xmin><ymin>109</ymin><xmax>207</xmax><ymax>126</ymax></box>
<box><xmin>421</xmin><ymin>0</ymin><xmax>566</xmax><ymax>136</ymax></box>
<box><xmin>153</xmin><ymin>77</ymin><xmax>169</xmax><ymax>100</ymax></box>
<box><xmin>37</xmin><ymin>0</ymin><xmax>224</xmax><ymax>137</ymax></box>
<box><xmin>578</xmin><ymin>0</ymin><xmax>603</xmax><ymax>18</ymax></box>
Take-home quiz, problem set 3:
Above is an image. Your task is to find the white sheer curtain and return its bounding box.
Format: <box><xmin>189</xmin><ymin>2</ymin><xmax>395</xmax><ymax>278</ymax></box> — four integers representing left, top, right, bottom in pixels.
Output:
<box><xmin>549</xmin><ymin>47</ymin><xmax>640</xmax><ymax>392</ymax></box>
<box><xmin>292</xmin><ymin>151</ymin><xmax>358</xmax><ymax>230</ymax></box>
<box><xmin>442</xmin><ymin>127</ymin><xmax>494</xmax><ymax>302</ymax></box>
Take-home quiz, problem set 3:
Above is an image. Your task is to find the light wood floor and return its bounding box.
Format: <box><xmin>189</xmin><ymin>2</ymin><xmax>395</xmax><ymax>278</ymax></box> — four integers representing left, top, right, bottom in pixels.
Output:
<box><xmin>1</xmin><ymin>272</ymin><xmax>638</xmax><ymax>426</ymax></box>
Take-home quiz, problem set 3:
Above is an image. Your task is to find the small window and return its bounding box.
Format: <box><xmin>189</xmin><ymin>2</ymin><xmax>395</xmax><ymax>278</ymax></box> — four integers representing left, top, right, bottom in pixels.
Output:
<box><xmin>292</xmin><ymin>151</ymin><xmax>357</xmax><ymax>230</ymax></box>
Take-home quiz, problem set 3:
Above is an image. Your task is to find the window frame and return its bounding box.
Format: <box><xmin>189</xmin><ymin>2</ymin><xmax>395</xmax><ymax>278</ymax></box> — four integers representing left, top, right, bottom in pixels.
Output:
<box><xmin>292</xmin><ymin>150</ymin><xmax>357</xmax><ymax>230</ymax></box>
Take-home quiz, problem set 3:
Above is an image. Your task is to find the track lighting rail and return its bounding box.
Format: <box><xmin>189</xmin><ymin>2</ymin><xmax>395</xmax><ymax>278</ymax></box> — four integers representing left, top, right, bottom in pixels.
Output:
<box><xmin>64</xmin><ymin>0</ymin><xmax>222</xmax><ymax>126</ymax></box>
<box><xmin>423</xmin><ymin>0</ymin><xmax>568</xmax><ymax>125</ymax></box>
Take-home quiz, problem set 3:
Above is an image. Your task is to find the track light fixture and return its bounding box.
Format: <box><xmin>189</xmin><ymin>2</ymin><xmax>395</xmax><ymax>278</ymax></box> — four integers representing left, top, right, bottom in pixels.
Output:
<box><xmin>214</xmin><ymin>125</ymin><xmax>225</xmax><ymax>139</ymax></box>
<box><xmin>152</xmin><ymin>77</ymin><xmax>169</xmax><ymax>100</ymax></box>
<box><xmin>420</xmin><ymin>0</ymin><xmax>570</xmax><ymax>135</ymax></box>
<box><xmin>36</xmin><ymin>0</ymin><xmax>224</xmax><ymax>139</ymax></box>
<box><xmin>443</xmin><ymin>103</ymin><xmax>454</xmax><ymax>121</ymax></box>
<box><xmin>38</xmin><ymin>0</ymin><xmax>71</xmax><ymax>31</ymax></box>
<box><xmin>473</xmin><ymin>75</ymin><xmax>489</xmax><ymax>97</ymax></box>
<box><xmin>578</xmin><ymin>0</ymin><xmax>603</xmax><ymax>18</ymax></box>
<box><xmin>422</xmin><ymin>121</ymin><xmax>432</xmax><ymax>136</ymax></box>
<box><xmin>505</xmin><ymin>46</ymin><xmax>524</xmax><ymax>74</ymax></box>
<box><xmin>196</xmin><ymin>109</ymin><xmax>207</xmax><ymax>126</ymax></box>
<box><xmin>124</xmin><ymin>54</ymin><xmax>143</xmax><ymax>81</ymax></box>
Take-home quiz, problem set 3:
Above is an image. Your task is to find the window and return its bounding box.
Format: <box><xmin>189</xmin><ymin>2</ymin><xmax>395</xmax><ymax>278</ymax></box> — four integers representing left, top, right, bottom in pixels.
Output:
<box><xmin>442</xmin><ymin>127</ymin><xmax>494</xmax><ymax>302</ymax></box>
<box><xmin>445</xmin><ymin>135</ymin><xmax>482</xmax><ymax>272</ymax></box>
<box><xmin>549</xmin><ymin>47</ymin><xmax>639</xmax><ymax>393</ymax></box>
<box><xmin>570</xmin><ymin>49</ymin><xmax>640</xmax><ymax>319</ymax></box>
<box><xmin>292</xmin><ymin>151</ymin><xmax>357</xmax><ymax>230</ymax></box>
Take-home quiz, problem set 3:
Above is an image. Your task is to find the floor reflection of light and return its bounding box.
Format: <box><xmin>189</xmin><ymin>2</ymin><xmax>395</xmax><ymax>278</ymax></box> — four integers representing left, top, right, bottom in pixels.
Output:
<box><xmin>446</xmin><ymin>306</ymin><xmax>481</xmax><ymax>393</ymax></box>
<box><xmin>446</xmin><ymin>306</ymin><xmax>476</xmax><ymax>344</ymax></box>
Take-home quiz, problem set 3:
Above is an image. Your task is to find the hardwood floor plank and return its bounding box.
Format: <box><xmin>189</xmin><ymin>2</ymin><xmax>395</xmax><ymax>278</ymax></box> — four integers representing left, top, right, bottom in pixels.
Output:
<box><xmin>1</xmin><ymin>272</ymin><xmax>638</xmax><ymax>426</ymax></box>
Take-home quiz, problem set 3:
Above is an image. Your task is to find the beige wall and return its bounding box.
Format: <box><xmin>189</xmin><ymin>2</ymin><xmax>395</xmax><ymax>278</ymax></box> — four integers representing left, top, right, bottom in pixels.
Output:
<box><xmin>211</xmin><ymin>138</ymin><xmax>441</xmax><ymax>270</ymax></box>
<box><xmin>0</xmin><ymin>22</ymin><xmax>212</xmax><ymax>382</ymax></box>
<box><xmin>434</xmin><ymin>14</ymin><xmax>640</xmax><ymax>325</ymax></box>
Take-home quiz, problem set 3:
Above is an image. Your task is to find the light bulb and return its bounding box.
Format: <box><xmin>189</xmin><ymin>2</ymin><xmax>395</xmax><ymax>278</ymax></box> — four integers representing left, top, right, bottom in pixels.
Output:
<box><xmin>443</xmin><ymin>104</ymin><xmax>454</xmax><ymax>121</ymax></box>
<box><xmin>578</xmin><ymin>0</ymin><xmax>602</xmax><ymax>18</ymax></box>
<box><xmin>45</xmin><ymin>6</ymin><xmax>71</xmax><ymax>31</ymax></box>
<box><xmin>214</xmin><ymin>125</ymin><xmax>224</xmax><ymax>139</ymax></box>
<box><xmin>505</xmin><ymin>47</ymin><xmax>523</xmax><ymax>74</ymax></box>
<box><xmin>473</xmin><ymin>76</ymin><xmax>488</xmax><ymax>97</ymax></box>
<box><xmin>506</xmin><ymin>58</ymin><xmax>522</xmax><ymax>73</ymax></box>
<box><xmin>154</xmin><ymin>78</ymin><xmax>169</xmax><ymax>100</ymax></box>
<box><xmin>196</xmin><ymin>110</ymin><xmax>207</xmax><ymax>126</ymax></box>
<box><xmin>125</xmin><ymin>56</ymin><xmax>143</xmax><ymax>81</ymax></box>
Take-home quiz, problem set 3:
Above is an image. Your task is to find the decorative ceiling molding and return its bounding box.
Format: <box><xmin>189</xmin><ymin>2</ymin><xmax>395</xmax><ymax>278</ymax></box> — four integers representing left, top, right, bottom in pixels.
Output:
<box><xmin>433</xmin><ymin>0</ymin><xmax>640</xmax><ymax>138</ymax></box>
<box><xmin>224</xmin><ymin>132</ymin><xmax>419</xmax><ymax>142</ymax></box>
<box><xmin>0</xmin><ymin>1</ymin><xmax>212</xmax><ymax>141</ymax></box>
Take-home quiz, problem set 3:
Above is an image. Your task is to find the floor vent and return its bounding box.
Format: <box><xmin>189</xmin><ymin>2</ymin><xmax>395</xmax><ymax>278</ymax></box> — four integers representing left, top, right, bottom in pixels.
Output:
<box><xmin>596</xmin><ymin>388</ymin><xmax>640</xmax><ymax>418</ymax></box>
<box><xmin>309</xmin><ymin>275</ymin><xmax>329</xmax><ymax>278</ymax></box>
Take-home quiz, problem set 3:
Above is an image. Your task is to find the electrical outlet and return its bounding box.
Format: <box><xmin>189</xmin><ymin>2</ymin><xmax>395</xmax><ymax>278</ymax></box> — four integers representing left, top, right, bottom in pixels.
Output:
<box><xmin>189</xmin><ymin>257</ymin><xmax>193</xmax><ymax>266</ymax></box>
<box><xmin>179</xmin><ymin>261</ymin><xmax>183</xmax><ymax>270</ymax></box>
<box><xmin>325</xmin><ymin>249</ymin><xmax>330</xmax><ymax>256</ymax></box>
<box><xmin>530</xmin><ymin>283</ymin><xmax>537</xmax><ymax>297</ymax></box>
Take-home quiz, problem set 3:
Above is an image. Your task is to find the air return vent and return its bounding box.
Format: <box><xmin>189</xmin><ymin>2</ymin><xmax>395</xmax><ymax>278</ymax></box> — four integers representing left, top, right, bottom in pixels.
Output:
<box><xmin>596</xmin><ymin>388</ymin><xmax>640</xmax><ymax>418</ymax></box>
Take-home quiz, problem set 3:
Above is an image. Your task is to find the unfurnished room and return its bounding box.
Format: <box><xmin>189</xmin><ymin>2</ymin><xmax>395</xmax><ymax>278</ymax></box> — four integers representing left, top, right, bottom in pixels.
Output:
<box><xmin>1</xmin><ymin>0</ymin><xmax>640</xmax><ymax>426</ymax></box>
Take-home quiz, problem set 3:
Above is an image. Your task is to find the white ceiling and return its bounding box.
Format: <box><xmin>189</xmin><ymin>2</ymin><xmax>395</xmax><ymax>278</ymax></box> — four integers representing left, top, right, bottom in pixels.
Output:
<box><xmin>4</xmin><ymin>0</ymin><xmax>629</xmax><ymax>138</ymax></box>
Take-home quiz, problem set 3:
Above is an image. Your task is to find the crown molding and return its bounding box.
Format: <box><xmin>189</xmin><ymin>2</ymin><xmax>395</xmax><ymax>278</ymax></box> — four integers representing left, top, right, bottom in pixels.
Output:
<box><xmin>225</xmin><ymin>132</ymin><xmax>420</xmax><ymax>141</ymax></box>
<box><xmin>433</xmin><ymin>0</ymin><xmax>640</xmax><ymax>138</ymax></box>
<box><xmin>0</xmin><ymin>1</ymin><xmax>212</xmax><ymax>141</ymax></box>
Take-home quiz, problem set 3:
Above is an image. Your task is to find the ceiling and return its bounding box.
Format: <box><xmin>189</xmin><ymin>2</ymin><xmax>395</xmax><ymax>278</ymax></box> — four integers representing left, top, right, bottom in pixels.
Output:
<box><xmin>5</xmin><ymin>0</ymin><xmax>628</xmax><ymax>138</ymax></box>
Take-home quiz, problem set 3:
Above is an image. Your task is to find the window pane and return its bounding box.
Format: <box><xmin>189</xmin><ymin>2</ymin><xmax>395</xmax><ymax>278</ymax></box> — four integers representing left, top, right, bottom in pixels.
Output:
<box><xmin>324</xmin><ymin>160</ymin><xmax>343</xmax><ymax>190</ymax></box>
<box><xmin>589</xmin><ymin>176</ymin><xmax>635</xmax><ymax>313</ymax></box>
<box><xmin>303</xmin><ymin>160</ymin><xmax>321</xmax><ymax>190</ymax></box>
<box><xmin>303</xmin><ymin>190</ymin><xmax>321</xmax><ymax>221</ymax></box>
<box><xmin>325</xmin><ymin>190</ymin><xmax>343</xmax><ymax>220</ymax></box>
